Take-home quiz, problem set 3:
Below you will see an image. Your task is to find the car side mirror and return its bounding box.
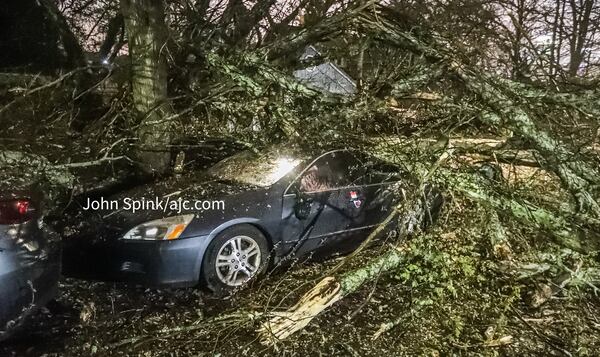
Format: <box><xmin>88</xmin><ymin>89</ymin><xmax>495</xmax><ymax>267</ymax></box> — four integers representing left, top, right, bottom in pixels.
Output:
<box><xmin>293</xmin><ymin>191</ymin><xmax>313</xmax><ymax>220</ymax></box>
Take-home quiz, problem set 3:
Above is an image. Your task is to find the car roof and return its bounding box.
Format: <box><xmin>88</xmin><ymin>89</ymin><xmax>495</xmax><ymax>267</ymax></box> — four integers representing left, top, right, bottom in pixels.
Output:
<box><xmin>206</xmin><ymin>146</ymin><xmax>363</xmax><ymax>187</ymax></box>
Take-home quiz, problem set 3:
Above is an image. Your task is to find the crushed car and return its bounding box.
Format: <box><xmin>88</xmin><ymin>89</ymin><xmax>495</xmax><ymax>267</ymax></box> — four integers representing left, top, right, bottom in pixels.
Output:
<box><xmin>62</xmin><ymin>147</ymin><xmax>443</xmax><ymax>294</ymax></box>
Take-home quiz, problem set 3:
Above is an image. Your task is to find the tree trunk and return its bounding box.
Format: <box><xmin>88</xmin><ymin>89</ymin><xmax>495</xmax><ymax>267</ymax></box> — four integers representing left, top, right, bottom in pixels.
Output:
<box><xmin>258</xmin><ymin>244</ymin><xmax>409</xmax><ymax>344</ymax></box>
<box><xmin>120</xmin><ymin>0</ymin><xmax>174</xmax><ymax>175</ymax></box>
<box><xmin>38</xmin><ymin>0</ymin><xmax>86</xmax><ymax>69</ymax></box>
<box><xmin>549</xmin><ymin>0</ymin><xmax>561</xmax><ymax>78</ymax></box>
<box><xmin>99</xmin><ymin>14</ymin><xmax>125</xmax><ymax>62</ymax></box>
<box><xmin>567</xmin><ymin>0</ymin><xmax>594</xmax><ymax>77</ymax></box>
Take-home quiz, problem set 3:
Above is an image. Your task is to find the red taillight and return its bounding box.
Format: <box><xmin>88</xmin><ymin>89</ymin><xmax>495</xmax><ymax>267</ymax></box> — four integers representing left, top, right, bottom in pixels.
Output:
<box><xmin>17</xmin><ymin>200</ymin><xmax>29</xmax><ymax>215</ymax></box>
<box><xmin>0</xmin><ymin>199</ymin><xmax>34</xmax><ymax>225</ymax></box>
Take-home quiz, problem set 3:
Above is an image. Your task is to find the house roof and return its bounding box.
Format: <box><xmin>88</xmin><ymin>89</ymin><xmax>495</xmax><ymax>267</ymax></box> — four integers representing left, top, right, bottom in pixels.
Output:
<box><xmin>293</xmin><ymin>46</ymin><xmax>357</xmax><ymax>96</ymax></box>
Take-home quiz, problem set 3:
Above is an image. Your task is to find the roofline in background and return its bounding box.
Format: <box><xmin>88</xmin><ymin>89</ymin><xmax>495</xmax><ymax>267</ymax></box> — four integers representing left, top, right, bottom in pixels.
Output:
<box><xmin>304</xmin><ymin>45</ymin><xmax>357</xmax><ymax>90</ymax></box>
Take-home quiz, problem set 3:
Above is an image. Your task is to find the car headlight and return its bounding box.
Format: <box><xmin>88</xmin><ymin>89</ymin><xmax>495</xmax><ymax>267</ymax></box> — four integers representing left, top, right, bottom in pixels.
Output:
<box><xmin>121</xmin><ymin>214</ymin><xmax>195</xmax><ymax>241</ymax></box>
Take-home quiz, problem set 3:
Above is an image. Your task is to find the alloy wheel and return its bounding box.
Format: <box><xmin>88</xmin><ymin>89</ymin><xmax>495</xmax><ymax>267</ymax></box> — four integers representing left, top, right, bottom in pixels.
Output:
<box><xmin>215</xmin><ymin>235</ymin><xmax>262</xmax><ymax>286</ymax></box>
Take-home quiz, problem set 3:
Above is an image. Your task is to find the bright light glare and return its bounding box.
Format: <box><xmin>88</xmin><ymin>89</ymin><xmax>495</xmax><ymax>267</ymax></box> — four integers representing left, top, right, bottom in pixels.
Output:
<box><xmin>266</xmin><ymin>157</ymin><xmax>301</xmax><ymax>183</ymax></box>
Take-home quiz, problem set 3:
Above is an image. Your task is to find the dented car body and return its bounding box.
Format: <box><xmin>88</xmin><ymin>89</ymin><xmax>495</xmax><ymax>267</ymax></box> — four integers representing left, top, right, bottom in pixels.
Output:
<box><xmin>63</xmin><ymin>148</ymin><xmax>442</xmax><ymax>292</ymax></box>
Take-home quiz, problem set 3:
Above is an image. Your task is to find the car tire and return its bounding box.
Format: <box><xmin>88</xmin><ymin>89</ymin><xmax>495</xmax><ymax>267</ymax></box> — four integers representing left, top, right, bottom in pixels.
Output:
<box><xmin>201</xmin><ymin>224</ymin><xmax>269</xmax><ymax>295</ymax></box>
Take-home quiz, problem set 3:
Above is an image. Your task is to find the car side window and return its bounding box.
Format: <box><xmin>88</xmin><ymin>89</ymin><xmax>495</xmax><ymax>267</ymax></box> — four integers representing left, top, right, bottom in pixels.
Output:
<box><xmin>297</xmin><ymin>154</ymin><xmax>340</xmax><ymax>193</ymax></box>
<box><xmin>290</xmin><ymin>151</ymin><xmax>367</xmax><ymax>194</ymax></box>
<box><xmin>341</xmin><ymin>151</ymin><xmax>368</xmax><ymax>186</ymax></box>
<box><xmin>364</xmin><ymin>158</ymin><xmax>404</xmax><ymax>184</ymax></box>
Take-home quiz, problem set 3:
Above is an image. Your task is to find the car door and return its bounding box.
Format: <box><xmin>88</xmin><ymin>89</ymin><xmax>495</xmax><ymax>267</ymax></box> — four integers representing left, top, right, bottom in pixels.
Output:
<box><xmin>279</xmin><ymin>151</ymin><xmax>362</xmax><ymax>256</ymax></box>
<box><xmin>359</xmin><ymin>157</ymin><xmax>407</xmax><ymax>228</ymax></box>
<box><xmin>325</xmin><ymin>151</ymin><xmax>371</xmax><ymax>232</ymax></box>
<box><xmin>324</xmin><ymin>153</ymin><xmax>409</xmax><ymax>250</ymax></box>
<box><xmin>306</xmin><ymin>151</ymin><xmax>387</xmax><ymax>254</ymax></box>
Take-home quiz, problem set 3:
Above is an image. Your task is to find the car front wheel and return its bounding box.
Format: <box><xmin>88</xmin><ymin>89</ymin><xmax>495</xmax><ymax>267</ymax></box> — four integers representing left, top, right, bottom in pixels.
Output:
<box><xmin>201</xmin><ymin>225</ymin><xmax>269</xmax><ymax>294</ymax></box>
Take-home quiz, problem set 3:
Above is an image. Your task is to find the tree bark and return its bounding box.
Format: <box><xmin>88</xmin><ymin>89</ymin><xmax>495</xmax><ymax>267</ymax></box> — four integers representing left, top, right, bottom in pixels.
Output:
<box><xmin>120</xmin><ymin>0</ymin><xmax>174</xmax><ymax>174</ymax></box>
<box><xmin>258</xmin><ymin>244</ymin><xmax>409</xmax><ymax>344</ymax></box>
<box><xmin>446</xmin><ymin>171</ymin><xmax>590</xmax><ymax>252</ymax></box>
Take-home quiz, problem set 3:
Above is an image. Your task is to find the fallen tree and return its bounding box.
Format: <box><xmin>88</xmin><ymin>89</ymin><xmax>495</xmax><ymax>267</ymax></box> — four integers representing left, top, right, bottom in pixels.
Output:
<box><xmin>256</xmin><ymin>155</ymin><xmax>598</xmax><ymax>344</ymax></box>
<box><xmin>258</xmin><ymin>243</ymin><xmax>411</xmax><ymax>344</ymax></box>
<box><xmin>353</xmin><ymin>4</ymin><xmax>600</xmax><ymax>218</ymax></box>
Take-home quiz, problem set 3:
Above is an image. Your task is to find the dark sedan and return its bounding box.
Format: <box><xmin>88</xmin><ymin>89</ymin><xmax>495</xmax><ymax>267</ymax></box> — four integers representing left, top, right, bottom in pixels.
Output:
<box><xmin>0</xmin><ymin>192</ymin><xmax>61</xmax><ymax>340</ymax></box>
<box><xmin>63</xmin><ymin>148</ymin><xmax>442</xmax><ymax>294</ymax></box>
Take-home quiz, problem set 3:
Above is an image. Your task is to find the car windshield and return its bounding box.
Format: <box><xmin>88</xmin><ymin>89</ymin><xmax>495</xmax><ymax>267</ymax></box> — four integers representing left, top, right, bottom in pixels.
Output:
<box><xmin>207</xmin><ymin>149</ymin><xmax>303</xmax><ymax>187</ymax></box>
